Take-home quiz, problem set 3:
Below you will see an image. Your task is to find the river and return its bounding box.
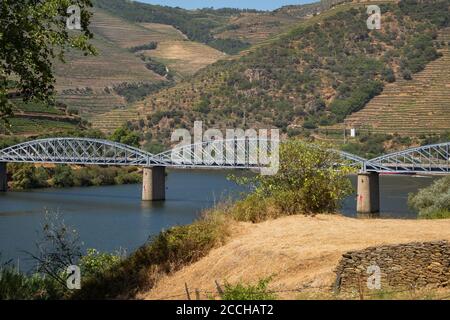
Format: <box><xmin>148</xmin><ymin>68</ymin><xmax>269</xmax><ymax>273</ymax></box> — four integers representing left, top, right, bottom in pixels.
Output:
<box><xmin>0</xmin><ymin>170</ymin><xmax>437</xmax><ymax>272</ymax></box>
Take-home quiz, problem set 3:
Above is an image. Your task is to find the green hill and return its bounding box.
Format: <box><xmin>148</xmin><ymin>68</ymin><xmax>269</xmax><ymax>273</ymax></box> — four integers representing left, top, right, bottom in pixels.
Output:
<box><xmin>122</xmin><ymin>0</ymin><xmax>449</xmax><ymax>146</ymax></box>
<box><xmin>345</xmin><ymin>28</ymin><xmax>450</xmax><ymax>135</ymax></box>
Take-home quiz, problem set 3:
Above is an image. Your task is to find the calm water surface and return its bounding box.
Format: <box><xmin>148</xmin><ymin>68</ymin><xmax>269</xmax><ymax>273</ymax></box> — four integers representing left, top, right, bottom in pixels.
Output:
<box><xmin>0</xmin><ymin>170</ymin><xmax>437</xmax><ymax>271</ymax></box>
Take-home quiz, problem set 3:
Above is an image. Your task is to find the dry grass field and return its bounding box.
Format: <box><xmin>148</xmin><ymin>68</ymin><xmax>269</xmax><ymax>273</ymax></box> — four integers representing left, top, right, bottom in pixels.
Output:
<box><xmin>140</xmin><ymin>214</ymin><xmax>450</xmax><ymax>300</ymax></box>
<box><xmin>142</xmin><ymin>40</ymin><xmax>225</xmax><ymax>78</ymax></box>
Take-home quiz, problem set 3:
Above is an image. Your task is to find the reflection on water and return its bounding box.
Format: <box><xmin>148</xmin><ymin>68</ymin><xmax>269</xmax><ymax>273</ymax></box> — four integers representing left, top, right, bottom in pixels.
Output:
<box><xmin>0</xmin><ymin>170</ymin><xmax>437</xmax><ymax>271</ymax></box>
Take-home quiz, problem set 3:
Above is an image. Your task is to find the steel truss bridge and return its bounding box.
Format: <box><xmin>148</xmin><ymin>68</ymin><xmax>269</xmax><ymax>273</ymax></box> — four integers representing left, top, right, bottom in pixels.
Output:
<box><xmin>0</xmin><ymin>138</ymin><xmax>449</xmax><ymax>174</ymax></box>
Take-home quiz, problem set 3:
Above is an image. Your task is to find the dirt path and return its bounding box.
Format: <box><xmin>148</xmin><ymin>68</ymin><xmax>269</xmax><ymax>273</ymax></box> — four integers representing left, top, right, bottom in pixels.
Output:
<box><xmin>139</xmin><ymin>214</ymin><xmax>450</xmax><ymax>300</ymax></box>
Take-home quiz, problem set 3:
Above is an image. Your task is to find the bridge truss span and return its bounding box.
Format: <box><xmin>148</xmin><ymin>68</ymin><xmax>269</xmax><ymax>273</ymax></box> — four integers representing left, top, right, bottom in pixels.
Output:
<box><xmin>368</xmin><ymin>142</ymin><xmax>450</xmax><ymax>174</ymax></box>
<box><xmin>0</xmin><ymin>138</ymin><xmax>161</xmax><ymax>166</ymax></box>
<box><xmin>155</xmin><ymin>138</ymin><xmax>279</xmax><ymax>169</ymax></box>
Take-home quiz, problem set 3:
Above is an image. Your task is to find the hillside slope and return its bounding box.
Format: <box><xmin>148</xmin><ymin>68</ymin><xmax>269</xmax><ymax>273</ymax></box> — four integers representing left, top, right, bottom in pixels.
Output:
<box><xmin>345</xmin><ymin>28</ymin><xmax>450</xmax><ymax>134</ymax></box>
<box><xmin>125</xmin><ymin>1</ymin><xmax>450</xmax><ymax>146</ymax></box>
<box><xmin>139</xmin><ymin>214</ymin><xmax>450</xmax><ymax>300</ymax></box>
<box><xmin>93</xmin><ymin>0</ymin><xmax>321</xmax><ymax>54</ymax></box>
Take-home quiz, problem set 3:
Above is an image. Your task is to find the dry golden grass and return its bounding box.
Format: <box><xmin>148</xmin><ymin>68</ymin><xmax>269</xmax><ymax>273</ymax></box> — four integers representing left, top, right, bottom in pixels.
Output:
<box><xmin>139</xmin><ymin>23</ymin><xmax>188</xmax><ymax>41</ymax></box>
<box><xmin>142</xmin><ymin>40</ymin><xmax>225</xmax><ymax>77</ymax></box>
<box><xmin>139</xmin><ymin>214</ymin><xmax>450</xmax><ymax>300</ymax></box>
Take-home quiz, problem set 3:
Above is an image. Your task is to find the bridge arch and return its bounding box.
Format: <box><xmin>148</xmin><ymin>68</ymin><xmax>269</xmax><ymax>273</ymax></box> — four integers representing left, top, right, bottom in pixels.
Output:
<box><xmin>0</xmin><ymin>138</ymin><xmax>160</xmax><ymax>166</ymax></box>
<box><xmin>368</xmin><ymin>142</ymin><xmax>450</xmax><ymax>173</ymax></box>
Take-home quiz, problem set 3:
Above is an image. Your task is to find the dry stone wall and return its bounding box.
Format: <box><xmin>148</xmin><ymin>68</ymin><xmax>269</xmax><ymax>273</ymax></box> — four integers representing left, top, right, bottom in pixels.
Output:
<box><xmin>335</xmin><ymin>241</ymin><xmax>450</xmax><ymax>294</ymax></box>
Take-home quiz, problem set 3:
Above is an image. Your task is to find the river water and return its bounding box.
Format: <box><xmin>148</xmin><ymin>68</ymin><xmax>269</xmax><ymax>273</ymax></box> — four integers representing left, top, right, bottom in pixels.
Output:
<box><xmin>0</xmin><ymin>170</ymin><xmax>437</xmax><ymax>272</ymax></box>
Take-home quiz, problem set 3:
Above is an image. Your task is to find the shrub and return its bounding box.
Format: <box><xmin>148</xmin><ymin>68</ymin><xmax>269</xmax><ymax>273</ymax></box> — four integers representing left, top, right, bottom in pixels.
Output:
<box><xmin>221</xmin><ymin>277</ymin><xmax>277</xmax><ymax>300</ymax></box>
<box><xmin>408</xmin><ymin>176</ymin><xmax>450</xmax><ymax>219</ymax></box>
<box><xmin>80</xmin><ymin>249</ymin><xmax>124</xmax><ymax>279</ymax></box>
<box><xmin>0</xmin><ymin>268</ymin><xmax>64</xmax><ymax>300</ymax></box>
<box><xmin>128</xmin><ymin>41</ymin><xmax>158</xmax><ymax>53</ymax></box>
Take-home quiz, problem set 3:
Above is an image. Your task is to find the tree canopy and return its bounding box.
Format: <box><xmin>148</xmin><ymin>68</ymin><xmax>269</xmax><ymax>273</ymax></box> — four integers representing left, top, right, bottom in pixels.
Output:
<box><xmin>0</xmin><ymin>0</ymin><xmax>95</xmax><ymax>122</ymax></box>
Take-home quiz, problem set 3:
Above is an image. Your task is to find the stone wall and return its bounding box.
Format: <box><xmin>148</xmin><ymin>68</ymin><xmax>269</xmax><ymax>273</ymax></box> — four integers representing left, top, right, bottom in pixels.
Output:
<box><xmin>335</xmin><ymin>241</ymin><xmax>450</xmax><ymax>294</ymax></box>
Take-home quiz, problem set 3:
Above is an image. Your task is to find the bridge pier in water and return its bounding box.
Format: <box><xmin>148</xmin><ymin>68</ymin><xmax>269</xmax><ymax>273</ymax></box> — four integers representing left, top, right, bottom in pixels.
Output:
<box><xmin>356</xmin><ymin>172</ymin><xmax>380</xmax><ymax>216</ymax></box>
<box><xmin>0</xmin><ymin>162</ymin><xmax>7</xmax><ymax>192</ymax></box>
<box><xmin>142</xmin><ymin>166</ymin><xmax>166</xmax><ymax>201</ymax></box>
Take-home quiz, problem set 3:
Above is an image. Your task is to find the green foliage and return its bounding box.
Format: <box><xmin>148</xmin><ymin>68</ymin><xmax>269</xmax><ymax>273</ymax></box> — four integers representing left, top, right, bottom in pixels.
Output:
<box><xmin>52</xmin><ymin>165</ymin><xmax>75</xmax><ymax>188</ymax></box>
<box><xmin>79</xmin><ymin>249</ymin><xmax>123</xmax><ymax>279</ymax></box>
<box><xmin>408</xmin><ymin>176</ymin><xmax>450</xmax><ymax>219</ymax></box>
<box><xmin>128</xmin><ymin>41</ymin><xmax>158</xmax><ymax>53</ymax></box>
<box><xmin>341</xmin><ymin>133</ymin><xmax>392</xmax><ymax>159</ymax></box>
<box><xmin>231</xmin><ymin>140</ymin><xmax>353</xmax><ymax>222</ymax></box>
<box><xmin>113</xmin><ymin>81</ymin><xmax>171</xmax><ymax>103</ymax></box>
<box><xmin>221</xmin><ymin>277</ymin><xmax>277</xmax><ymax>300</ymax></box>
<box><xmin>208</xmin><ymin>38</ymin><xmax>251</xmax><ymax>55</ymax></box>
<box><xmin>7</xmin><ymin>164</ymin><xmax>141</xmax><ymax>190</ymax></box>
<box><xmin>8</xmin><ymin>163</ymin><xmax>49</xmax><ymax>189</ymax></box>
<box><xmin>0</xmin><ymin>268</ymin><xmax>64</xmax><ymax>300</ymax></box>
<box><xmin>143</xmin><ymin>141</ymin><xmax>165</xmax><ymax>154</ymax></box>
<box><xmin>330</xmin><ymin>80</ymin><xmax>383</xmax><ymax>122</ymax></box>
<box><xmin>110</xmin><ymin>127</ymin><xmax>140</xmax><ymax>148</ymax></box>
<box><xmin>1</xmin><ymin>0</ymin><xmax>95</xmax><ymax>122</ymax></box>
<box><xmin>193</xmin><ymin>96</ymin><xmax>211</xmax><ymax>113</ymax></box>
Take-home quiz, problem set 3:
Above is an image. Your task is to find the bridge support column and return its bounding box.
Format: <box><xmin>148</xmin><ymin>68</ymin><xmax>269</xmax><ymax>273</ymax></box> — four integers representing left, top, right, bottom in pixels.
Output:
<box><xmin>142</xmin><ymin>166</ymin><xmax>166</xmax><ymax>201</ymax></box>
<box><xmin>0</xmin><ymin>162</ymin><xmax>7</xmax><ymax>192</ymax></box>
<box><xmin>356</xmin><ymin>172</ymin><xmax>380</xmax><ymax>216</ymax></box>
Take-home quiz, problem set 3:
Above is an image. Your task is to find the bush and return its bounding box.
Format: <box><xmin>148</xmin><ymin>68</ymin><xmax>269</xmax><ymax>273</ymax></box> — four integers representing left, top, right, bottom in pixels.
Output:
<box><xmin>231</xmin><ymin>140</ymin><xmax>353</xmax><ymax>222</ymax></box>
<box><xmin>221</xmin><ymin>277</ymin><xmax>277</xmax><ymax>300</ymax></box>
<box><xmin>128</xmin><ymin>41</ymin><xmax>158</xmax><ymax>53</ymax></box>
<box><xmin>408</xmin><ymin>176</ymin><xmax>450</xmax><ymax>219</ymax></box>
<box><xmin>80</xmin><ymin>249</ymin><xmax>124</xmax><ymax>279</ymax></box>
<box><xmin>110</xmin><ymin>127</ymin><xmax>140</xmax><ymax>148</ymax></box>
<box><xmin>0</xmin><ymin>268</ymin><xmax>64</xmax><ymax>300</ymax></box>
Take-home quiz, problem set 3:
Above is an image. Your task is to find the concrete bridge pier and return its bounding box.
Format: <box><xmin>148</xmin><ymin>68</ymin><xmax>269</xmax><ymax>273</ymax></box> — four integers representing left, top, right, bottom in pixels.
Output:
<box><xmin>142</xmin><ymin>166</ymin><xmax>166</xmax><ymax>201</ymax></box>
<box><xmin>0</xmin><ymin>162</ymin><xmax>7</xmax><ymax>192</ymax></box>
<box><xmin>356</xmin><ymin>171</ymin><xmax>380</xmax><ymax>217</ymax></box>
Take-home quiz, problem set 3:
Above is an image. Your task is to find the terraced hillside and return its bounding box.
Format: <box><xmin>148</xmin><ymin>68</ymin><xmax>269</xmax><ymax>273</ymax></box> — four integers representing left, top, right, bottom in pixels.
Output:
<box><xmin>124</xmin><ymin>1</ymin><xmax>449</xmax><ymax>146</ymax></box>
<box><xmin>53</xmin><ymin>32</ymin><xmax>163</xmax><ymax>119</ymax></box>
<box><xmin>58</xmin><ymin>2</ymin><xmax>323</xmax><ymax>134</ymax></box>
<box><xmin>0</xmin><ymin>99</ymin><xmax>82</xmax><ymax>136</ymax></box>
<box><xmin>57</xmin><ymin>8</ymin><xmax>226</xmax><ymax>133</ymax></box>
<box><xmin>212</xmin><ymin>3</ymin><xmax>320</xmax><ymax>45</ymax></box>
<box><xmin>53</xmin><ymin>8</ymin><xmax>168</xmax><ymax>125</ymax></box>
<box><xmin>89</xmin><ymin>9</ymin><xmax>181</xmax><ymax>48</ymax></box>
<box><xmin>345</xmin><ymin>29</ymin><xmax>450</xmax><ymax>135</ymax></box>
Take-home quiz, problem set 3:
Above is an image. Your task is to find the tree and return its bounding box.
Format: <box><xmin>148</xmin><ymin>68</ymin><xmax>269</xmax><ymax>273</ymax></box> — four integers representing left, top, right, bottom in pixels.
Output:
<box><xmin>408</xmin><ymin>176</ymin><xmax>450</xmax><ymax>219</ymax></box>
<box><xmin>232</xmin><ymin>140</ymin><xmax>354</xmax><ymax>222</ymax></box>
<box><xmin>110</xmin><ymin>127</ymin><xmax>140</xmax><ymax>148</ymax></box>
<box><xmin>0</xmin><ymin>0</ymin><xmax>95</xmax><ymax>122</ymax></box>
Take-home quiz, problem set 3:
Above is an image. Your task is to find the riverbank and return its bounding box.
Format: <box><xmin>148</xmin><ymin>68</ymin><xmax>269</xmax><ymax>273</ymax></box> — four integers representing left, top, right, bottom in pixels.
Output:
<box><xmin>140</xmin><ymin>214</ymin><xmax>450</xmax><ymax>300</ymax></box>
<box><xmin>5</xmin><ymin>163</ymin><xmax>141</xmax><ymax>190</ymax></box>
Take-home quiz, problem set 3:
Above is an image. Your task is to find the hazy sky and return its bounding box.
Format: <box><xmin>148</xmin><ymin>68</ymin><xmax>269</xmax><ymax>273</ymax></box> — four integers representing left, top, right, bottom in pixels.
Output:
<box><xmin>139</xmin><ymin>0</ymin><xmax>316</xmax><ymax>11</ymax></box>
